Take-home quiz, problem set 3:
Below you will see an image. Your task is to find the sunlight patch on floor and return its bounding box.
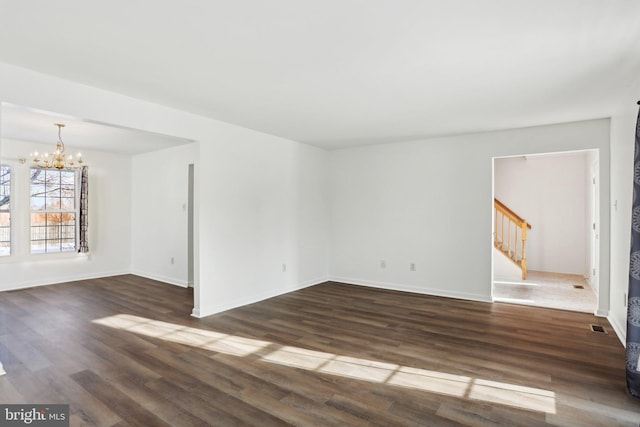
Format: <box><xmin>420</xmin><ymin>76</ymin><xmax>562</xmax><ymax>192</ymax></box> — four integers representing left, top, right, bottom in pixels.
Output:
<box><xmin>468</xmin><ymin>378</ymin><xmax>556</xmax><ymax>413</ymax></box>
<box><xmin>93</xmin><ymin>314</ymin><xmax>271</xmax><ymax>357</ymax></box>
<box><xmin>93</xmin><ymin>314</ymin><xmax>556</xmax><ymax>414</ymax></box>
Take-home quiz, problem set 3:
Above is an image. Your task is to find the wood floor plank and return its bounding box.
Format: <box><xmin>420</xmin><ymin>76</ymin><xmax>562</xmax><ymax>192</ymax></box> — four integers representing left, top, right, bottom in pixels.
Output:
<box><xmin>1</xmin><ymin>275</ymin><xmax>639</xmax><ymax>426</ymax></box>
<box><xmin>325</xmin><ymin>393</ymin><xmax>406</xmax><ymax>426</ymax></box>
<box><xmin>120</xmin><ymin>346</ymin><xmax>288</xmax><ymax>426</ymax></box>
<box><xmin>35</xmin><ymin>368</ymin><xmax>122</xmax><ymax>427</ymax></box>
<box><xmin>71</xmin><ymin>369</ymin><xmax>170</xmax><ymax>427</ymax></box>
<box><xmin>143</xmin><ymin>377</ymin><xmax>248</xmax><ymax>427</ymax></box>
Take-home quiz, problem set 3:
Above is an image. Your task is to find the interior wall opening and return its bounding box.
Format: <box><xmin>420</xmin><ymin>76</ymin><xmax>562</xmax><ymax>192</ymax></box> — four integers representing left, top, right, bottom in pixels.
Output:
<box><xmin>491</xmin><ymin>149</ymin><xmax>599</xmax><ymax>314</ymax></box>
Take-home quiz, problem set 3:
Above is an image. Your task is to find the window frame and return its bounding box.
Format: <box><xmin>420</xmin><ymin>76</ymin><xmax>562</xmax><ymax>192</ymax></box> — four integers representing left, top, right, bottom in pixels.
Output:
<box><xmin>0</xmin><ymin>164</ymin><xmax>12</xmax><ymax>256</ymax></box>
<box><xmin>29</xmin><ymin>167</ymin><xmax>81</xmax><ymax>255</ymax></box>
<box><xmin>0</xmin><ymin>160</ymin><xmax>86</xmax><ymax>263</ymax></box>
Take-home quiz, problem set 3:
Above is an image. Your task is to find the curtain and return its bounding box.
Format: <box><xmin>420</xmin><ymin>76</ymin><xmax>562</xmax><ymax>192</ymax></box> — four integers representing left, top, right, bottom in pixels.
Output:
<box><xmin>627</xmin><ymin>104</ymin><xmax>640</xmax><ymax>398</ymax></box>
<box><xmin>78</xmin><ymin>166</ymin><xmax>89</xmax><ymax>253</ymax></box>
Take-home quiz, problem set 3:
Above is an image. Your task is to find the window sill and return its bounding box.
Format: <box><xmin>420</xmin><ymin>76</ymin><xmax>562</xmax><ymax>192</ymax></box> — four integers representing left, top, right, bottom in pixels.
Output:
<box><xmin>0</xmin><ymin>251</ymin><xmax>89</xmax><ymax>264</ymax></box>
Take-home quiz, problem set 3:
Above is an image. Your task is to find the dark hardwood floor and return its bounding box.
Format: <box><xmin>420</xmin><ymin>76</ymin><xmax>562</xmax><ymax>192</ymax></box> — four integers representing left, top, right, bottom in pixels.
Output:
<box><xmin>0</xmin><ymin>275</ymin><xmax>639</xmax><ymax>426</ymax></box>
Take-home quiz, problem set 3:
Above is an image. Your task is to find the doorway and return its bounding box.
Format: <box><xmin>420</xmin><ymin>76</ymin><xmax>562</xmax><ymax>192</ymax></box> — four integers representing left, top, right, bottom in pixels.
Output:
<box><xmin>491</xmin><ymin>150</ymin><xmax>599</xmax><ymax>314</ymax></box>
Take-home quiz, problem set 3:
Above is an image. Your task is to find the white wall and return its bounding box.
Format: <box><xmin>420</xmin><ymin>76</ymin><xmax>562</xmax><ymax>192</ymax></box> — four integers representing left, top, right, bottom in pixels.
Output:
<box><xmin>0</xmin><ymin>138</ymin><xmax>131</xmax><ymax>290</ymax></box>
<box><xmin>131</xmin><ymin>143</ymin><xmax>197</xmax><ymax>287</ymax></box>
<box><xmin>494</xmin><ymin>152</ymin><xmax>589</xmax><ymax>275</ymax></box>
<box><xmin>492</xmin><ymin>247</ymin><xmax>523</xmax><ymax>282</ymax></box>
<box><xmin>609</xmin><ymin>108</ymin><xmax>637</xmax><ymax>342</ymax></box>
<box><xmin>0</xmin><ymin>62</ymin><xmax>329</xmax><ymax>317</ymax></box>
<box><xmin>197</xmin><ymin>134</ymin><xmax>328</xmax><ymax>316</ymax></box>
<box><xmin>329</xmin><ymin>119</ymin><xmax>611</xmax><ymax>313</ymax></box>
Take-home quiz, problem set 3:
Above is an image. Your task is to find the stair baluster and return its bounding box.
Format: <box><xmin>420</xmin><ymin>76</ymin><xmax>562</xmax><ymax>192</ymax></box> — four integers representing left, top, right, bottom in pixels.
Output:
<box><xmin>494</xmin><ymin>198</ymin><xmax>532</xmax><ymax>280</ymax></box>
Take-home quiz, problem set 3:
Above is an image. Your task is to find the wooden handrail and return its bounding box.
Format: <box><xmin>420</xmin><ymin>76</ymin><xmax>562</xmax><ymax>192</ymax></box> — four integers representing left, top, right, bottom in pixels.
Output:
<box><xmin>494</xmin><ymin>198</ymin><xmax>532</xmax><ymax>229</ymax></box>
<box><xmin>494</xmin><ymin>198</ymin><xmax>531</xmax><ymax>280</ymax></box>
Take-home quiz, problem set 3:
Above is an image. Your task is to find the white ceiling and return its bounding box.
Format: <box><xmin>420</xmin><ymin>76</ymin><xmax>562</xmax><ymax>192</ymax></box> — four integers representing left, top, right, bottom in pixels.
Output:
<box><xmin>0</xmin><ymin>0</ymin><xmax>639</xmax><ymax>150</ymax></box>
<box><xmin>1</xmin><ymin>103</ymin><xmax>194</xmax><ymax>155</ymax></box>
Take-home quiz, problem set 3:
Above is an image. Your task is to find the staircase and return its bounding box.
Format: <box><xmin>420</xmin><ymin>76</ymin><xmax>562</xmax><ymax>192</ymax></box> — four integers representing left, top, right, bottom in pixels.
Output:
<box><xmin>494</xmin><ymin>198</ymin><xmax>532</xmax><ymax>280</ymax></box>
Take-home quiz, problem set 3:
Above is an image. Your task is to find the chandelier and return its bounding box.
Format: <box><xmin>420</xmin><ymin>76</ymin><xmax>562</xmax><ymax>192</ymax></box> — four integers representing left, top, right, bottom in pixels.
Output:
<box><xmin>31</xmin><ymin>123</ymin><xmax>84</xmax><ymax>169</ymax></box>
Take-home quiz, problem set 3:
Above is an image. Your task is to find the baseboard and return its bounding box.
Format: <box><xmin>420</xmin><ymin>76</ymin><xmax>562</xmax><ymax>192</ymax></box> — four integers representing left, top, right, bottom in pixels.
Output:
<box><xmin>608</xmin><ymin>315</ymin><xmax>626</xmax><ymax>346</ymax></box>
<box><xmin>193</xmin><ymin>276</ymin><xmax>328</xmax><ymax>318</ymax></box>
<box><xmin>328</xmin><ymin>276</ymin><xmax>493</xmax><ymax>303</ymax></box>
<box><xmin>0</xmin><ymin>269</ymin><xmax>131</xmax><ymax>292</ymax></box>
<box><xmin>130</xmin><ymin>270</ymin><xmax>189</xmax><ymax>288</ymax></box>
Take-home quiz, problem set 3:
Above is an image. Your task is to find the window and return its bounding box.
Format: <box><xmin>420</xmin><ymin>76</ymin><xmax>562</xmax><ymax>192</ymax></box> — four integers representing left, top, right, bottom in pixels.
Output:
<box><xmin>30</xmin><ymin>168</ymin><xmax>78</xmax><ymax>253</ymax></box>
<box><xmin>0</xmin><ymin>165</ymin><xmax>10</xmax><ymax>256</ymax></box>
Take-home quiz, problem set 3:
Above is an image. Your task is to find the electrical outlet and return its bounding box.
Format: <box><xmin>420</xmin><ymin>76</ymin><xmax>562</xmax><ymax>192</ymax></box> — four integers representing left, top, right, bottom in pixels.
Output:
<box><xmin>282</xmin><ymin>263</ymin><xmax>287</xmax><ymax>272</ymax></box>
<box><xmin>171</xmin><ymin>257</ymin><xmax>175</xmax><ymax>265</ymax></box>
<box><xmin>381</xmin><ymin>260</ymin><xmax>386</xmax><ymax>269</ymax></box>
<box><xmin>410</xmin><ymin>263</ymin><xmax>416</xmax><ymax>271</ymax></box>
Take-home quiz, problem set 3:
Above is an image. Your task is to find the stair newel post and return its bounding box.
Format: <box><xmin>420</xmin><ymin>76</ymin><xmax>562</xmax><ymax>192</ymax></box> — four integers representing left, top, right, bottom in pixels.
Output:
<box><xmin>521</xmin><ymin>220</ymin><xmax>528</xmax><ymax>280</ymax></box>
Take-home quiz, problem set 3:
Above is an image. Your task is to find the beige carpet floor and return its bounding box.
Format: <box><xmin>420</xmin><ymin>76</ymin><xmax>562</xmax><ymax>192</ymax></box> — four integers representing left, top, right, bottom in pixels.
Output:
<box><xmin>493</xmin><ymin>270</ymin><xmax>597</xmax><ymax>313</ymax></box>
